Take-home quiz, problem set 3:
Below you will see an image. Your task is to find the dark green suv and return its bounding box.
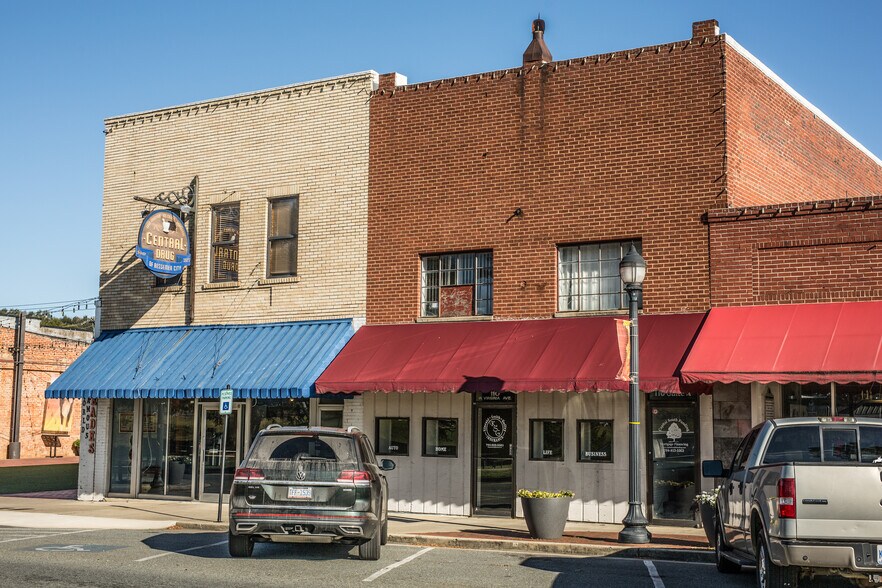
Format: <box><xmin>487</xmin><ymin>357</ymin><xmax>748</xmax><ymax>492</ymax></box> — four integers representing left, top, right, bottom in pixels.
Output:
<box><xmin>228</xmin><ymin>426</ymin><xmax>395</xmax><ymax>560</ymax></box>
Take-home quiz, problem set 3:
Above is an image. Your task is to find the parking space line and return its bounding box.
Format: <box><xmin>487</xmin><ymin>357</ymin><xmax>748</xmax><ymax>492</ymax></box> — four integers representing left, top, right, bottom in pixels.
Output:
<box><xmin>0</xmin><ymin>529</ymin><xmax>95</xmax><ymax>544</ymax></box>
<box><xmin>644</xmin><ymin>560</ymin><xmax>665</xmax><ymax>588</ymax></box>
<box><xmin>135</xmin><ymin>540</ymin><xmax>228</xmax><ymax>562</ymax></box>
<box><xmin>363</xmin><ymin>547</ymin><xmax>434</xmax><ymax>582</ymax></box>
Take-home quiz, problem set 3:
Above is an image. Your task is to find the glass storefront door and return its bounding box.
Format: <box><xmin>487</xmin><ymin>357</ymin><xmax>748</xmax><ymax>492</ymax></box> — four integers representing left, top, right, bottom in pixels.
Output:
<box><xmin>474</xmin><ymin>403</ymin><xmax>515</xmax><ymax>515</ymax></box>
<box><xmin>199</xmin><ymin>405</ymin><xmax>241</xmax><ymax>502</ymax></box>
<box><xmin>648</xmin><ymin>399</ymin><xmax>698</xmax><ymax>521</ymax></box>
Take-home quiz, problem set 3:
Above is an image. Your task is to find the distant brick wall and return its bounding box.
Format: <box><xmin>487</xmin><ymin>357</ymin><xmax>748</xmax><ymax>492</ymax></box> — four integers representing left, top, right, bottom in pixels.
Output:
<box><xmin>100</xmin><ymin>72</ymin><xmax>375</xmax><ymax>330</ymax></box>
<box><xmin>368</xmin><ymin>35</ymin><xmax>728</xmax><ymax>323</ymax></box>
<box><xmin>724</xmin><ymin>41</ymin><xmax>882</xmax><ymax>207</ymax></box>
<box><xmin>0</xmin><ymin>323</ymin><xmax>90</xmax><ymax>459</ymax></box>
<box><xmin>707</xmin><ymin>196</ymin><xmax>882</xmax><ymax>306</ymax></box>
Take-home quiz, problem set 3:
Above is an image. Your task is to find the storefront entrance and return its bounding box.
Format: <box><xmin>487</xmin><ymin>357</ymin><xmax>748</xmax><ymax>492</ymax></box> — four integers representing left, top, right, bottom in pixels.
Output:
<box><xmin>473</xmin><ymin>393</ymin><xmax>516</xmax><ymax>516</ymax></box>
<box><xmin>199</xmin><ymin>405</ymin><xmax>242</xmax><ymax>502</ymax></box>
<box><xmin>647</xmin><ymin>396</ymin><xmax>699</xmax><ymax>522</ymax></box>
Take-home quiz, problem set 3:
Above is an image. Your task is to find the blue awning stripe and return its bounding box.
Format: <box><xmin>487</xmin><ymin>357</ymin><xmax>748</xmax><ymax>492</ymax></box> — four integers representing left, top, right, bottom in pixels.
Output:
<box><xmin>45</xmin><ymin>320</ymin><xmax>354</xmax><ymax>399</ymax></box>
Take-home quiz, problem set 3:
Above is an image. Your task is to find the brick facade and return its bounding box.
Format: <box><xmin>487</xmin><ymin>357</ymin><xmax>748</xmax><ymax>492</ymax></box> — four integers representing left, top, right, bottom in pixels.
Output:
<box><xmin>0</xmin><ymin>318</ymin><xmax>91</xmax><ymax>458</ymax></box>
<box><xmin>100</xmin><ymin>72</ymin><xmax>376</xmax><ymax>330</ymax></box>
<box><xmin>707</xmin><ymin>196</ymin><xmax>882</xmax><ymax>307</ymax></box>
<box><xmin>367</xmin><ymin>22</ymin><xmax>882</xmax><ymax>324</ymax></box>
<box><xmin>725</xmin><ymin>42</ymin><xmax>882</xmax><ymax>208</ymax></box>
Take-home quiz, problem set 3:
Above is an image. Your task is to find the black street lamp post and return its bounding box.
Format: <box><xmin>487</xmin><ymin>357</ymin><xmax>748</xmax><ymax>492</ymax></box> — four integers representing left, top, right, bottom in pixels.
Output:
<box><xmin>618</xmin><ymin>243</ymin><xmax>652</xmax><ymax>544</ymax></box>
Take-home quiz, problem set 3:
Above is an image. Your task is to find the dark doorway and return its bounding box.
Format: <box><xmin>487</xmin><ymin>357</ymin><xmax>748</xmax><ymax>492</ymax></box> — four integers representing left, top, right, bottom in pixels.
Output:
<box><xmin>647</xmin><ymin>396</ymin><xmax>699</xmax><ymax>523</ymax></box>
<box><xmin>473</xmin><ymin>393</ymin><xmax>516</xmax><ymax>516</ymax></box>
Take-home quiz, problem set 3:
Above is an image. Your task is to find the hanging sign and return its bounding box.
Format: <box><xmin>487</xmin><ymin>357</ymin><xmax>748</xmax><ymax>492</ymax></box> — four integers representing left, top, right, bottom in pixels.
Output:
<box><xmin>135</xmin><ymin>210</ymin><xmax>191</xmax><ymax>279</ymax></box>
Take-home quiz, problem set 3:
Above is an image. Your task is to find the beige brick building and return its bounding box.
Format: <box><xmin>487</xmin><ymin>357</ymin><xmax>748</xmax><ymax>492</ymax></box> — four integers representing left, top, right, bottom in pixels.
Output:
<box><xmin>100</xmin><ymin>71</ymin><xmax>376</xmax><ymax>330</ymax></box>
<box><xmin>52</xmin><ymin>71</ymin><xmax>377</xmax><ymax>501</ymax></box>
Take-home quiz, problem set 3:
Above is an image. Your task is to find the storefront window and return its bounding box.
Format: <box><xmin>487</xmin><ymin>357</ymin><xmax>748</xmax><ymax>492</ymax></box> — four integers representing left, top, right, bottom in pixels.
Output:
<box><xmin>109</xmin><ymin>399</ymin><xmax>135</xmax><ymax>494</ymax></box>
<box><xmin>835</xmin><ymin>383</ymin><xmax>882</xmax><ymax>417</ymax></box>
<box><xmin>530</xmin><ymin>419</ymin><xmax>564</xmax><ymax>461</ymax></box>
<box><xmin>249</xmin><ymin>399</ymin><xmax>309</xmax><ymax>441</ymax></box>
<box><xmin>782</xmin><ymin>383</ymin><xmax>831</xmax><ymax>418</ymax></box>
<box><xmin>577</xmin><ymin>420</ymin><xmax>613</xmax><ymax>462</ymax></box>
<box><xmin>139</xmin><ymin>399</ymin><xmax>168</xmax><ymax>494</ymax></box>
<box><xmin>376</xmin><ymin>417</ymin><xmax>409</xmax><ymax>455</ymax></box>
<box><xmin>166</xmin><ymin>400</ymin><xmax>195</xmax><ymax>497</ymax></box>
<box><xmin>319</xmin><ymin>395</ymin><xmax>344</xmax><ymax>428</ymax></box>
<box><xmin>423</xmin><ymin>418</ymin><xmax>458</xmax><ymax>457</ymax></box>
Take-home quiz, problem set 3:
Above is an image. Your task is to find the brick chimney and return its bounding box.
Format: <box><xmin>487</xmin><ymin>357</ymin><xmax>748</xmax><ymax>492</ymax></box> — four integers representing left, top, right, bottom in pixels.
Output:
<box><xmin>692</xmin><ymin>19</ymin><xmax>719</xmax><ymax>38</ymax></box>
<box><xmin>523</xmin><ymin>18</ymin><xmax>552</xmax><ymax>66</ymax></box>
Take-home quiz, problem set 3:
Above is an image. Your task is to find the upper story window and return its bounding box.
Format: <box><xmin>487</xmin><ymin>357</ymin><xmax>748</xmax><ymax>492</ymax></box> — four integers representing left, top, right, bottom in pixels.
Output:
<box><xmin>210</xmin><ymin>204</ymin><xmax>240</xmax><ymax>283</ymax></box>
<box><xmin>558</xmin><ymin>240</ymin><xmax>641</xmax><ymax>312</ymax></box>
<box><xmin>421</xmin><ymin>252</ymin><xmax>492</xmax><ymax>318</ymax></box>
<box><xmin>267</xmin><ymin>196</ymin><xmax>299</xmax><ymax>277</ymax></box>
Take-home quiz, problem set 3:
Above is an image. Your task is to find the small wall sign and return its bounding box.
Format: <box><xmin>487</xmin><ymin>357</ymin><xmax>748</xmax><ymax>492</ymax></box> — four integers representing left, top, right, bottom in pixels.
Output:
<box><xmin>135</xmin><ymin>210</ymin><xmax>191</xmax><ymax>278</ymax></box>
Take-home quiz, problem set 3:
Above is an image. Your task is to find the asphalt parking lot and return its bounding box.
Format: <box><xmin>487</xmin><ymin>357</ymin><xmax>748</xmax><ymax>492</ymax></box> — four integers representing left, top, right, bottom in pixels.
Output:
<box><xmin>0</xmin><ymin>525</ymin><xmax>766</xmax><ymax>587</ymax></box>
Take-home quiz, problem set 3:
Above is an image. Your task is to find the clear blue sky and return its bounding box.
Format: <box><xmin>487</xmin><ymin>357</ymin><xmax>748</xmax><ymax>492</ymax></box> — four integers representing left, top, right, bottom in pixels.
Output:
<box><xmin>2</xmin><ymin>0</ymin><xmax>880</xmax><ymax>313</ymax></box>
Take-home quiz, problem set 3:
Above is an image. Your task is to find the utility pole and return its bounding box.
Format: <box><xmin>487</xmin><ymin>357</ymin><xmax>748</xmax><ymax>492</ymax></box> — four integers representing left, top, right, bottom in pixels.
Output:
<box><xmin>7</xmin><ymin>312</ymin><xmax>25</xmax><ymax>459</ymax></box>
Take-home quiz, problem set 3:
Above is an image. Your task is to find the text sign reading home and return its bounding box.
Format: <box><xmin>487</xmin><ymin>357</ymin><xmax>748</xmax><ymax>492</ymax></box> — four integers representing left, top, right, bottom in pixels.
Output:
<box><xmin>135</xmin><ymin>210</ymin><xmax>192</xmax><ymax>279</ymax></box>
<box><xmin>219</xmin><ymin>388</ymin><xmax>233</xmax><ymax>415</ymax></box>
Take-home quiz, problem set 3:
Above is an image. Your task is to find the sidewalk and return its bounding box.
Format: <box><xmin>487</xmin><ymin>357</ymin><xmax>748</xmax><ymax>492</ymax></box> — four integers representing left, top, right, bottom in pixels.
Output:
<box><xmin>0</xmin><ymin>492</ymin><xmax>712</xmax><ymax>561</ymax></box>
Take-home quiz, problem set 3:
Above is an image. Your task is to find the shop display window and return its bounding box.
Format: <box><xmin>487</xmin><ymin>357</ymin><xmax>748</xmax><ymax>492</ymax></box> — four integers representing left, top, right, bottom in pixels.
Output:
<box><xmin>423</xmin><ymin>418</ymin><xmax>458</xmax><ymax>457</ymax></box>
<box><xmin>376</xmin><ymin>417</ymin><xmax>409</xmax><ymax>455</ymax></box>
<box><xmin>530</xmin><ymin>419</ymin><xmax>564</xmax><ymax>461</ymax></box>
<box><xmin>577</xmin><ymin>419</ymin><xmax>613</xmax><ymax>462</ymax></box>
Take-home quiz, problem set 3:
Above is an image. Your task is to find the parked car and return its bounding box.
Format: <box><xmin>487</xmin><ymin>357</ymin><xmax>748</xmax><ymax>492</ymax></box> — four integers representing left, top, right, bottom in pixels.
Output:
<box><xmin>703</xmin><ymin>417</ymin><xmax>882</xmax><ymax>588</ymax></box>
<box><xmin>228</xmin><ymin>425</ymin><xmax>395</xmax><ymax>560</ymax></box>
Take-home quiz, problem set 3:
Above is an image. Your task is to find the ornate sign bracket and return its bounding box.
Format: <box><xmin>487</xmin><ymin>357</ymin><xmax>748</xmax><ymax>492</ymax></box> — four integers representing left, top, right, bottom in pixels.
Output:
<box><xmin>133</xmin><ymin>176</ymin><xmax>198</xmax><ymax>217</ymax></box>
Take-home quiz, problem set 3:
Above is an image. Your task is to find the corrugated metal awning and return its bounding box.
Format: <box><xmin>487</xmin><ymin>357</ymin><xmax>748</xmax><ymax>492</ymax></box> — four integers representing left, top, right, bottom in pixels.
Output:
<box><xmin>46</xmin><ymin>320</ymin><xmax>354</xmax><ymax>399</ymax></box>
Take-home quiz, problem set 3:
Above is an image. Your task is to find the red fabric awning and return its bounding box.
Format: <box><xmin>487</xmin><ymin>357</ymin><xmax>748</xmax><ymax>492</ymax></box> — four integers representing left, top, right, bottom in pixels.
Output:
<box><xmin>680</xmin><ymin>302</ymin><xmax>882</xmax><ymax>385</ymax></box>
<box><xmin>316</xmin><ymin>314</ymin><xmax>706</xmax><ymax>394</ymax></box>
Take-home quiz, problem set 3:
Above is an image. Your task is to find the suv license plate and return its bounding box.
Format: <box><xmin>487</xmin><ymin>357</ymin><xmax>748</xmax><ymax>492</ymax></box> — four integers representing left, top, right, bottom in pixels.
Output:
<box><xmin>287</xmin><ymin>487</ymin><xmax>312</xmax><ymax>500</ymax></box>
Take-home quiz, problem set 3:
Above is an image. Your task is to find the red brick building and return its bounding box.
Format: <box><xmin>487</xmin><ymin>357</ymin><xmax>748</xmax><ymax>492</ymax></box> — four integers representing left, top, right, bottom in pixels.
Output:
<box><xmin>1</xmin><ymin>317</ymin><xmax>91</xmax><ymax>459</ymax></box>
<box><xmin>317</xmin><ymin>19</ymin><xmax>882</xmax><ymax>523</ymax></box>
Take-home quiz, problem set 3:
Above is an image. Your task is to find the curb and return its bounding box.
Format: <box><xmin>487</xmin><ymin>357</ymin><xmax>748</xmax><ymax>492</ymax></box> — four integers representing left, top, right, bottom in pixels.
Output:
<box><xmin>176</xmin><ymin>521</ymin><xmax>229</xmax><ymax>531</ymax></box>
<box><xmin>388</xmin><ymin>534</ymin><xmax>714</xmax><ymax>563</ymax></box>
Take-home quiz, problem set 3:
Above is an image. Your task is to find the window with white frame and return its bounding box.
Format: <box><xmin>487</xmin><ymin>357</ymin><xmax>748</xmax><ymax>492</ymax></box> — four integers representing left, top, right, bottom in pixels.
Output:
<box><xmin>557</xmin><ymin>241</ymin><xmax>641</xmax><ymax>312</ymax></box>
<box><xmin>421</xmin><ymin>252</ymin><xmax>492</xmax><ymax>318</ymax></box>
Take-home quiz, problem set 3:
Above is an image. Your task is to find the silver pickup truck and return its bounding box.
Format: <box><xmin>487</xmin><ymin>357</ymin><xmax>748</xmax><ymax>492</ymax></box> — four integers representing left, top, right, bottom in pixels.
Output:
<box><xmin>702</xmin><ymin>417</ymin><xmax>882</xmax><ymax>588</ymax></box>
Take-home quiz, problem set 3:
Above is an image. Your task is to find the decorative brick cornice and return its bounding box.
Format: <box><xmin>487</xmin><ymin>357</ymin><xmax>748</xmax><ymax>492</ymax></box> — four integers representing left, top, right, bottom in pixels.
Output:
<box><xmin>104</xmin><ymin>71</ymin><xmax>377</xmax><ymax>133</ymax></box>
<box><xmin>704</xmin><ymin>195</ymin><xmax>881</xmax><ymax>224</ymax></box>
<box><xmin>371</xmin><ymin>36</ymin><xmax>722</xmax><ymax>98</ymax></box>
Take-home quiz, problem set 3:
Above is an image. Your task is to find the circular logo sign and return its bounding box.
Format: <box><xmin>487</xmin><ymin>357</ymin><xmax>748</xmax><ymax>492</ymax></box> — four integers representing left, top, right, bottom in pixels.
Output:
<box><xmin>483</xmin><ymin>415</ymin><xmax>507</xmax><ymax>443</ymax></box>
<box><xmin>135</xmin><ymin>210</ymin><xmax>191</xmax><ymax>279</ymax></box>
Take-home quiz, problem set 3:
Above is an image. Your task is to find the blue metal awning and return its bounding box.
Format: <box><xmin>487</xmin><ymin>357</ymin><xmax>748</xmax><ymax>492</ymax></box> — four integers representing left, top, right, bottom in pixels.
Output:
<box><xmin>45</xmin><ymin>319</ymin><xmax>354</xmax><ymax>399</ymax></box>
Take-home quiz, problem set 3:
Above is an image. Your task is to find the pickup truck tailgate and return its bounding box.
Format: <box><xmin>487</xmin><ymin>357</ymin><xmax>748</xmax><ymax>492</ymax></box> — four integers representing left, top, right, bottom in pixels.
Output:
<box><xmin>794</xmin><ymin>464</ymin><xmax>882</xmax><ymax>541</ymax></box>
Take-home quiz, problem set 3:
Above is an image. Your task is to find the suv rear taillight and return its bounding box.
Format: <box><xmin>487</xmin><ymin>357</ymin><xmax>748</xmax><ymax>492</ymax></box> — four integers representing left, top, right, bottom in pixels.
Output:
<box><xmin>234</xmin><ymin>467</ymin><xmax>265</xmax><ymax>481</ymax></box>
<box><xmin>777</xmin><ymin>477</ymin><xmax>796</xmax><ymax>519</ymax></box>
<box><xmin>338</xmin><ymin>470</ymin><xmax>371</xmax><ymax>485</ymax></box>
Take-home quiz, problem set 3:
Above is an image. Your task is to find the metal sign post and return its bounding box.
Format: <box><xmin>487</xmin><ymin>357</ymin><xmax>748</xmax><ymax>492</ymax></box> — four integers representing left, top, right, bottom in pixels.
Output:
<box><xmin>217</xmin><ymin>386</ymin><xmax>233</xmax><ymax>523</ymax></box>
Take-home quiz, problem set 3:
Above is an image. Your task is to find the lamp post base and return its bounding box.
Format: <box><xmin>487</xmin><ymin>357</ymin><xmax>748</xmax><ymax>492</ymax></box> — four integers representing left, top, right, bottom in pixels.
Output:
<box><xmin>618</xmin><ymin>523</ymin><xmax>652</xmax><ymax>544</ymax></box>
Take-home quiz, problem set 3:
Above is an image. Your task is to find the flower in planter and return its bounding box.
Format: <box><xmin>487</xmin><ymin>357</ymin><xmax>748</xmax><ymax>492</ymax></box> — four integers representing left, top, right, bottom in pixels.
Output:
<box><xmin>517</xmin><ymin>489</ymin><xmax>574</xmax><ymax>499</ymax></box>
<box><xmin>72</xmin><ymin>439</ymin><xmax>80</xmax><ymax>456</ymax></box>
<box><xmin>694</xmin><ymin>485</ymin><xmax>721</xmax><ymax>506</ymax></box>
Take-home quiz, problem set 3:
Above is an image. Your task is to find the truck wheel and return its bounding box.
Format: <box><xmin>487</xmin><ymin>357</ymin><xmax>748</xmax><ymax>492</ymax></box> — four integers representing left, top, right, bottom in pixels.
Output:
<box><xmin>756</xmin><ymin>533</ymin><xmax>798</xmax><ymax>588</ymax></box>
<box><xmin>358</xmin><ymin>531</ymin><xmax>381</xmax><ymax>561</ymax></box>
<box><xmin>715</xmin><ymin>522</ymin><xmax>741</xmax><ymax>574</ymax></box>
<box><xmin>228</xmin><ymin>531</ymin><xmax>254</xmax><ymax>558</ymax></box>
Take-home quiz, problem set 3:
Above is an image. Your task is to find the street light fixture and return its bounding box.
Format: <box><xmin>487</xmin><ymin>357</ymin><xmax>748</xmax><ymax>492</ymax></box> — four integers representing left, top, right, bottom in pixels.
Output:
<box><xmin>618</xmin><ymin>243</ymin><xmax>652</xmax><ymax>544</ymax></box>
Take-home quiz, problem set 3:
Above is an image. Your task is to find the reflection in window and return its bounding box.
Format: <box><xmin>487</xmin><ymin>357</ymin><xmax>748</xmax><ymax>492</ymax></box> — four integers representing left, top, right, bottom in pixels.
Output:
<box><xmin>423</xmin><ymin>418</ymin><xmax>458</xmax><ymax>457</ymax></box>
<box><xmin>578</xmin><ymin>420</ymin><xmax>613</xmax><ymax>462</ymax></box>
<box><xmin>530</xmin><ymin>419</ymin><xmax>564</xmax><ymax>461</ymax></box>
<box><xmin>763</xmin><ymin>426</ymin><xmax>822</xmax><ymax>464</ymax></box>
<box><xmin>139</xmin><ymin>399</ymin><xmax>168</xmax><ymax>494</ymax></box>
<box><xmin>859</xmin><ymin>426</ymin><xmax>882</xmax><ymax>463</ymax></box>
<box><xmin>376</xmin><ymin>418</ymin><xmax>409</xmax><ymax>455</ymax></box>
<box><xmin>166</xmin><ymin>400</ymin><xmax>195</xmax><ymax>497</ymax></box>
<box><xmin>822</xmin><ymin>428</ymin><xmax>858</xmax><ymax>462</ymax></box>
<box><xmin>250</xmin><ymin>399</ymin><xmax>309</xmax><ymax>441</ymax></box>
<box><xmin>109</xmin><ymin>399</ymin><xmax>135</xmax><ymax>494</ymax></box>
<box><xmin>267</xmin><ymin>196</ymin><xmax>299</xmax><ymax>277</ymax></box>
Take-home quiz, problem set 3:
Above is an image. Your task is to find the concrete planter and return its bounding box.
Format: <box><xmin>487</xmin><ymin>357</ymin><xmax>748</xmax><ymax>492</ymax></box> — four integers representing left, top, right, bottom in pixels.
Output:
<box><xmin>521</xmin><ymin>496</ymin><xmax>571</xmax><ymax>539</ymax></box>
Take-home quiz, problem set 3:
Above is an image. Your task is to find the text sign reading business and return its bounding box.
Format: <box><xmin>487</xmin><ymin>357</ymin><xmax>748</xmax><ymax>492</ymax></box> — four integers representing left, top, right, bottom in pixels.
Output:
<box><xmin>135</xmin><ymin>210</ymin><xmax>192</xmax><ymax>279</ymax></box>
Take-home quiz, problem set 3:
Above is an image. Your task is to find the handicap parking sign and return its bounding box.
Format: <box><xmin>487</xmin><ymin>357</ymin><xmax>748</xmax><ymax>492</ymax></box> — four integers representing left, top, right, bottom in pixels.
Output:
<box><xmin>219</xmin><ymin>387</ymin><xmax>233</xmax><ymax>415</ymax></box>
